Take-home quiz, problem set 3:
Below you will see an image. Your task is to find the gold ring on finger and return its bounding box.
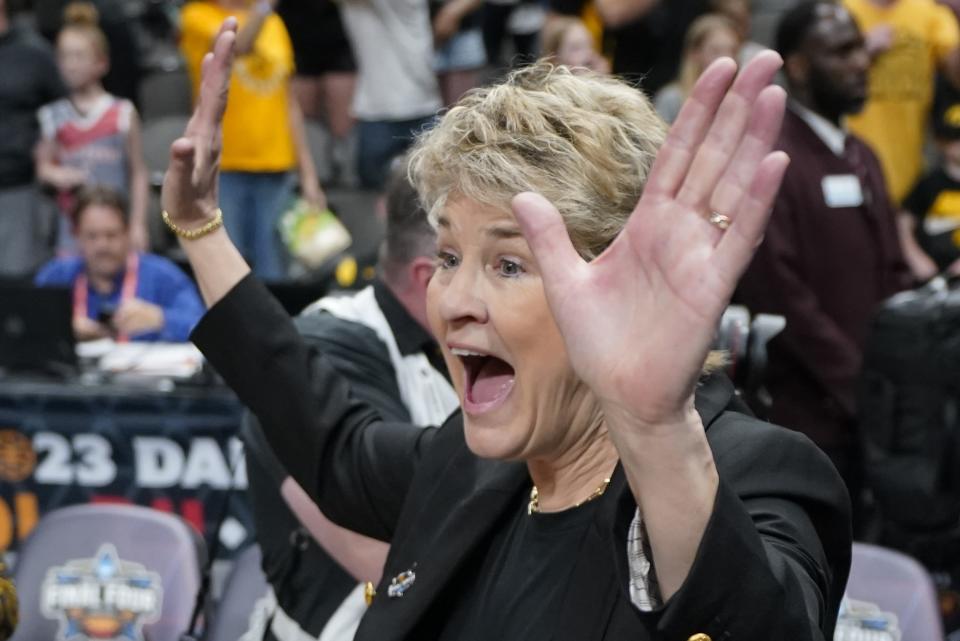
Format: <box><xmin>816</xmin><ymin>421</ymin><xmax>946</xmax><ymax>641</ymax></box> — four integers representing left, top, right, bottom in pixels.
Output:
<box><xmin>708</xmin><ymin>210</ymin><xmax>731</xmax><ymax>231</ymax></box>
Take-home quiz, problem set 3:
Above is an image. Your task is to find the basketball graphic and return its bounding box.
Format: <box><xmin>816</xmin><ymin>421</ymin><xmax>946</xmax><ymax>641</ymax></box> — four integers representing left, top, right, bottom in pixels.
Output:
<box><xmin>0</xmin><ymin>430</ymin><xmax>35</xmax><ymax>483</ymax></box>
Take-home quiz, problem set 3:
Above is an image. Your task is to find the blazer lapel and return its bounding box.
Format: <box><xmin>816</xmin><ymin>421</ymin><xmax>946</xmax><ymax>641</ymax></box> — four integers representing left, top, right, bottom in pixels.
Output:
<box><xmin>695</xmin><ymin>372</ymin><xmax>737</xmax><ymax>428</ymax></box>
<box><xmin>358</xmin><ymin>444</ymin><xmax>528</xmax><ymax>641</ymax></box>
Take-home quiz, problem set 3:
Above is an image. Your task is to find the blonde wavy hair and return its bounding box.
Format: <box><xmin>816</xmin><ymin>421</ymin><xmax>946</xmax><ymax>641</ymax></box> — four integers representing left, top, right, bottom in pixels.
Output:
<box><xmin>409</xmin><ymin>62</ymin><xmax>727</xmax><ymax>372</ymax></box>
<box><xmin>540</xmin><ymin>16</ymin><xmax>584</xmax><ymax>59</ymax></box>
<box><xmin>409</xmin><ymin>61</ymin><xmax>666</xmax><ymax>261</ymax></box>
<box><xmin>61</xmin><ymin>2</ymin><xmax>109</xmax><ymax>58</ymax></box>
<box><xmin>679</xmin><ymin>14</ymin><xmax>740</xmax><ymax>97</ymax></box>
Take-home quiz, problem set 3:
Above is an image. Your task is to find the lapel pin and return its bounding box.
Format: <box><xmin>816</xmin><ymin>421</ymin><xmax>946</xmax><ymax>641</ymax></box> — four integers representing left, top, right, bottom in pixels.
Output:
<box><xmin>387</xmin><ymin>569</ymin><xmax>416</xmax><ymax>598</ymax></box>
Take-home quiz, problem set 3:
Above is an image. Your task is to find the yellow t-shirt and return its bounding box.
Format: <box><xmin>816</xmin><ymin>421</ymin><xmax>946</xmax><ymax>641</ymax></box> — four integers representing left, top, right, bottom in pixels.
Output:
<box><xmin>179</xmin><ymin>1</ymin><xmax>296</xmax><ymax>172</ymax></box>
<box><xmin>843</xmin><ymin>0</ymin><xmax>960</xmax><ymax>204</ymax></box>
<box><xmin>580</xmin><ymin>2</ymin><xmax>604</xmax><ymax>53</ymax></box>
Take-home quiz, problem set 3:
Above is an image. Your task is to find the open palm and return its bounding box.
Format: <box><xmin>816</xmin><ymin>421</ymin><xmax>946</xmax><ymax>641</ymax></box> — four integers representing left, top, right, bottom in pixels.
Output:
<box><xmin>513</xmin><ymin>52</ymin><xmax>789</xmax><ymax>426</ymax></box>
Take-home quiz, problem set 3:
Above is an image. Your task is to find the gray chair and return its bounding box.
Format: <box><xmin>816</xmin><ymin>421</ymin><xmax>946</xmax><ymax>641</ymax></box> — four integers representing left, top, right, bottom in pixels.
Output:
<box><xmin>142</xmin><ymin>116</ymin><xmax>190</xmax><ymax>253</ymax></box>
<box><xmin>204</xmin><ymin>545</ymin><xmax>270</xmax><ymax>641</ymax></box>
<box><xmin>139</xmin><ymin>67</ymin><xmax>194</xmax><ymax>122</ymax></box>
<box><xmin>12</xmin><ymin>503</ymin><xmax>205</xmax><ymax>641</ymax></box>
<box><xmin>846</xmin><ymin>542</ymin><xmax>944</xmax><ymax>641</ymax></box>
<box><xmin>142</xmin><ymin>115</ymin><xmax>191</xmax><ymax>184</ymax></box>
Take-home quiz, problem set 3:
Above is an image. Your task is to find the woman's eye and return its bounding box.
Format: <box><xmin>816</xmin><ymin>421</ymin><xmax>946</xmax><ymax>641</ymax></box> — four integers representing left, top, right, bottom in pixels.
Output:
<box><xmin>437</xmin><ymin>251</ymin><xmax>459</xmax><ymax>270</ymax></box>
<box><xmin>497</xmin><ymin>258</ymin><xmax>524</xmax><ymax>278</ymax></box>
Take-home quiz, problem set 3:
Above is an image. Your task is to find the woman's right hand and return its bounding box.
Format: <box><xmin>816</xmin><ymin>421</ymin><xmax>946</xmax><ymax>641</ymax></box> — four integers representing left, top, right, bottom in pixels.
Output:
<box><xmin>161</xmin><ymin>18</ymin><xmax>237</xmax><ymax>230</ymax></box>
<box><xmin>161</xmin><ymin>18</ymin><xmax>250</xmax><ymax>308</ymax></box>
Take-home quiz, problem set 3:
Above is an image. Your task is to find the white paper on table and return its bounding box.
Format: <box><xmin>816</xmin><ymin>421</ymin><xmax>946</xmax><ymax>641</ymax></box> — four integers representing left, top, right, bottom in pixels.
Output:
<box><xmin>98</xmin><ymin>342</ymin><xmax>204</xmax><ymax>378</ymax></box>
<box><xmin>75</xmin><ymin>338</ymin><xmax>117</xmax><ymax>360</ymax></box>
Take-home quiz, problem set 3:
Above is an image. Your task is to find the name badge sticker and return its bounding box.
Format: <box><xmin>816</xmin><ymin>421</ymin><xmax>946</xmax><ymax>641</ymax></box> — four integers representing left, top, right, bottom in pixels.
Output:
<box><xmin>822</xmin><ymin>174</ymin><xmax>864</xmax><ymax>208</ymax></box>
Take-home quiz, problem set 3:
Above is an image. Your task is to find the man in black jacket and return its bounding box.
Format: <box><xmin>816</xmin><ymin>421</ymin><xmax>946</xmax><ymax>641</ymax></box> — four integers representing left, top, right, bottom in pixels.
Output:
<box><xmin>0</xmin><ymin>0</ymin><xmax>65</xmax><ymax>277</ymax></box>
<box><xmin>242</xmin><ymin>161</ymin><xmax>458</xmax><ymax>641</ymax></box>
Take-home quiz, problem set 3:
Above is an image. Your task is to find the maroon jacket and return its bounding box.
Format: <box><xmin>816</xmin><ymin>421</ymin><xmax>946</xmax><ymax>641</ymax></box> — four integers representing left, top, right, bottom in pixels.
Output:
<box><xmin>736</xmin><ymin>107</ymin><xmax>910</xmax><ymax>449</ymax></box>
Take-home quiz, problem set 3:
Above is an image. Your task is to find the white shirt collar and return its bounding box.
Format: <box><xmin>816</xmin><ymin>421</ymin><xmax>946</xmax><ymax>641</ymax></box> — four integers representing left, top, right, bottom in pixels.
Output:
<box><xmin>790</xmin><ymin>101</ymin><xmax>847</xmax><ymax>157</ymax></box>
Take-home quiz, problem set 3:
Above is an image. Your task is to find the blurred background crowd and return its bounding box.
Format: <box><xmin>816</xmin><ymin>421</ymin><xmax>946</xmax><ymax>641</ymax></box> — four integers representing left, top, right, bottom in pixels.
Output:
<box><xmin>3</xmin><ymin>0</ymin><xmax>960</xmax><ymax>639</ymax></box>
<box><xmin>1</xmin><ymin>0</ymin><xmax>959</xmax><ymax>282</ymax></box>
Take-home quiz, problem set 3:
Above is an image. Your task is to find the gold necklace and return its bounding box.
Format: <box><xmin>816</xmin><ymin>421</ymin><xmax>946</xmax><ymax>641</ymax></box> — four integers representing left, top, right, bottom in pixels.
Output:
<box><xmin>528</xmin><ymin>477</ymin><xmax>611</xmax><ymax>515</ymax></box>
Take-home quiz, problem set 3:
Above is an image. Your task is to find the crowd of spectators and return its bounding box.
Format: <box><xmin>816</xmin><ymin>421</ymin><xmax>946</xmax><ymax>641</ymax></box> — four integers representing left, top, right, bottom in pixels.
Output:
<box><xmin>2</xmin><ymin>0</ymin><xmax>948</xmax><ymax>275</ymax></box>
<box><xmin>0</xmin><ymin>0</ymin><xmax>957</xmax><ymax>438</ymax></box>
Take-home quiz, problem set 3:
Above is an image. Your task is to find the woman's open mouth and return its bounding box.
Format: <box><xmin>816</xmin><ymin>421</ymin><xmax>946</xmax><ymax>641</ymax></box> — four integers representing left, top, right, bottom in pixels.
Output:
<box><xmin>452</xmin><ymin>348</ymin><xmax>516</xmax><ymax>415</ymax></box>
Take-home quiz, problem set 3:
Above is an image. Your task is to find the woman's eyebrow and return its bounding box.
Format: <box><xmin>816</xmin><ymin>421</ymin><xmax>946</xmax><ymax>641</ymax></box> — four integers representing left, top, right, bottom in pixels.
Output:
<box><xmin>484</xmin><ymin>225</ymin><xmax>523</xmax><ymax>240</ymax></box>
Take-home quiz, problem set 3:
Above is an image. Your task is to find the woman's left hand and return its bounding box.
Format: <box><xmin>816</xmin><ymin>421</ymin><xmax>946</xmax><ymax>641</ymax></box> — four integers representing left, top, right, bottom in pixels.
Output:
<box><xmin>512</xmin><ymin>51</ymin><xmax>789</xmax><ymax>430</ymax></box>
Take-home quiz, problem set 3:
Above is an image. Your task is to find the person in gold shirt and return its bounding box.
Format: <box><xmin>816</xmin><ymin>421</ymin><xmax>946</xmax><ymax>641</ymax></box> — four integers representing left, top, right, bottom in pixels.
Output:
<box><xmin>843</xmin><ymin>0</ymin><xmax>960</xmax><ymax>204</ymax></box>
<box><xmin>179</xmin><ymin>0</ymin><xmax>324</xmax><ymax>280</ymax></box>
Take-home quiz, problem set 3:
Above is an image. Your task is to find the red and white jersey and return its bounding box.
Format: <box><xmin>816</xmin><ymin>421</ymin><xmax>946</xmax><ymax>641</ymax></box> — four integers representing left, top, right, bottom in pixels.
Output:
<box><xmin>38</xmin><ymin>94</ymin><xmax>132</xmax><ymax>197</ymax></box>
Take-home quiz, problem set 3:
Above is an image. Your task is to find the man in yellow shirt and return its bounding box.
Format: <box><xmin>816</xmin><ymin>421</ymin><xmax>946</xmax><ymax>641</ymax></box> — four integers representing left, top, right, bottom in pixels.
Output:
<box><xmin>843</xmin><ymin>0</ymin><xmax>960</xmax><ymax>204</ymax></box>
<box><xmin>180</xmin><ymin>0</ymin><xmax>323</xmax><ymax>280</ymax></box>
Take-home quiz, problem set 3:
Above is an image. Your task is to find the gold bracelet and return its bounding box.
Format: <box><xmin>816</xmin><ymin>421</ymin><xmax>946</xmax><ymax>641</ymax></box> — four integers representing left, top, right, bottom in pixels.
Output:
<box><xmin>162</xmin><ymin>208</ymin><xmax>224</xmax><ymax>240</ymax></box>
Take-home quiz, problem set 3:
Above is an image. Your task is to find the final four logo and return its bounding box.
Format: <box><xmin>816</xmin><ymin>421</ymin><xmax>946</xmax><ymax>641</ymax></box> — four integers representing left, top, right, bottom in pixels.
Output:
<box><xmin>40</xmin><ymin>544</ymin><xmax>163</xmax><ymax>640</ymax></box>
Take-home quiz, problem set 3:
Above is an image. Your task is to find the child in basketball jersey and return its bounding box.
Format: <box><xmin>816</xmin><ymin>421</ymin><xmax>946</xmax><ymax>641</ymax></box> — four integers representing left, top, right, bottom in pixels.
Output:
<box><xmin>35</xmin><ymin>2</ymin><xmax>149</xmax><ymax>253</ymax></box>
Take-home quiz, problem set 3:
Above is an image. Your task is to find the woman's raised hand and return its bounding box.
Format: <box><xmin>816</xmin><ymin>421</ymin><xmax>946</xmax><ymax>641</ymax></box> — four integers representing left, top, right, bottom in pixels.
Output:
<box><xmin>512</xmin><ymin>52</ymin><xmax>789</xmax><ymax>428</ymax></box>
<box><xmin>161</xmin><ymin>19</ymin><xmax>237</xmax><ymax>228</ymax></box>
<box><xmin>160</xmin><ymin>19</ymin><xmax>250</xmax><ymax>308</ymax></box>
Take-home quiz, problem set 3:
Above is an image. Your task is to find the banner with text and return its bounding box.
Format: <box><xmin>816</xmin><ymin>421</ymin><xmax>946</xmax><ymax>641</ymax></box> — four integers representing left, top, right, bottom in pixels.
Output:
<box><xmin>0</xmin><ymin>386</ymin><xmax>252</xmax><ymax>558</ymax></box>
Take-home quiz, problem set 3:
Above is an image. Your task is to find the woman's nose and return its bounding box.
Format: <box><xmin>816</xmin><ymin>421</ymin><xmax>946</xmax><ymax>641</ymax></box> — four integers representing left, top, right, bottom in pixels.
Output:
<box><xmin>438</xmin><ymin>265</ymin><xmax>488</xmax><ymax>325</ymax></box>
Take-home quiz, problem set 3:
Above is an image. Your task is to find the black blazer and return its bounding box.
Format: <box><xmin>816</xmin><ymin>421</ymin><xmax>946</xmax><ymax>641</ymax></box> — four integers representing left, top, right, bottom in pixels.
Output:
<box><xmin>194</xmin><ymin>275</ymin><xmax>852</xmax><ymax>641</ymax></box>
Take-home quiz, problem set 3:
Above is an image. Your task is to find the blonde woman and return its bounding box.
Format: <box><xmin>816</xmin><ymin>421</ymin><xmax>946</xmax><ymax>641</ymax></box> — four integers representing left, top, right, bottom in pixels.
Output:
<box><xmin>654</xmin><ymin>13</ymin><xmax>741</xmax><ymax>123</ymax></box>
<box><xmin>162</xmin><ymin>20</ymin><xmax>850</xmax><ymax>641</ymax></box>
<box><xmin>541</xmin><ymin>15</ymin><xmax>610</xmax><ymax>74</ymax></box>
